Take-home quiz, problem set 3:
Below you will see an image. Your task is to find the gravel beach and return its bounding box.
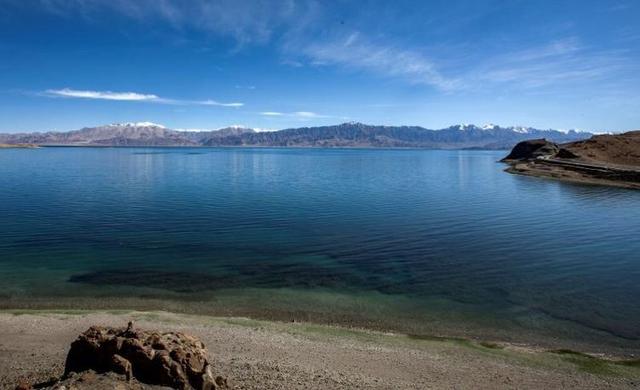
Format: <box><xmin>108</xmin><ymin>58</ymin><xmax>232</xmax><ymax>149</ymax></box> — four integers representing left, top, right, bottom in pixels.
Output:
<box><xmin>0</xmin><ymin>311</ymin><xmax>638</xmax><ymax>389</ymax></box>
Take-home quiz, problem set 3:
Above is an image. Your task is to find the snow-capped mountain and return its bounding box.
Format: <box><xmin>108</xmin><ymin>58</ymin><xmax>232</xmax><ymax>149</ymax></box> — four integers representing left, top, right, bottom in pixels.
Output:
<box><xmin>106</xmin><ymin>122</ymin><xmax>166</xmax><ymax>128</ymax></box>
<box><xmin>0</xmin><ymin>122</ymin><xmax>594</xmax><ymax>149</ymax></box>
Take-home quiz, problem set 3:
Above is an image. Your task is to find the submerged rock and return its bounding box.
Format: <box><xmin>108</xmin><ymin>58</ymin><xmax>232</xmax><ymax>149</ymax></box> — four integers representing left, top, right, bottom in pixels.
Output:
<box><xmin>57</xmin><ymin>322</ymin><xmax>225</xmax><ymax>390</ymax></box>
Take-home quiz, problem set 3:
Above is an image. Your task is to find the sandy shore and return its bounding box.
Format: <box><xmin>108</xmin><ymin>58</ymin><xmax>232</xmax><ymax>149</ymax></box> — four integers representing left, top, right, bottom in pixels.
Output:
<box><xmin>0</xmin><ymin>311</ymin><xmax>638</xmax><ymax>389</ymax></box>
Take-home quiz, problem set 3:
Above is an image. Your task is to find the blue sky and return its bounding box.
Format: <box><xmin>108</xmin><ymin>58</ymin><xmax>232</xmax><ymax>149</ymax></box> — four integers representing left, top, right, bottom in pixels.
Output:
<box><xmin>1</xmin><ymin>0</ymin><xmax>639</xmax><ymax>132</ymax></box>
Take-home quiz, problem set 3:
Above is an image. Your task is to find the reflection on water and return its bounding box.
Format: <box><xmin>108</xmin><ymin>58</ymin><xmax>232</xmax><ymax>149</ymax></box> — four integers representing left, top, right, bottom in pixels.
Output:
<box><xmin>0</xmin><ymin>147</ymin><xmax>639</xmax><ymax>352</ymax></box>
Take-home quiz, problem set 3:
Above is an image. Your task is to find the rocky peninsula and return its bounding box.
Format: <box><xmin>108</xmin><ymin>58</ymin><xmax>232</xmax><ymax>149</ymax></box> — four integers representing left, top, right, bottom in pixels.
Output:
<box><xmin>501</xmin><ymin>131</ymin><xmax>640</xmax><ymax>189</ymax></box>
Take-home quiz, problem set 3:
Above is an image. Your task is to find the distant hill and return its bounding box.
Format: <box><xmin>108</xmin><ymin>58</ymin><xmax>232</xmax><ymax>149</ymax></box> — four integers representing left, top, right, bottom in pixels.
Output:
<box><xmin>0</xmin><ymin>122</ymin><xmax>256</xmax><ymax>147</ymax></box>
<box><xmin>0</xmin><ymin>122</ymin><xmax>593</xmax><ymax>149</ymax></box>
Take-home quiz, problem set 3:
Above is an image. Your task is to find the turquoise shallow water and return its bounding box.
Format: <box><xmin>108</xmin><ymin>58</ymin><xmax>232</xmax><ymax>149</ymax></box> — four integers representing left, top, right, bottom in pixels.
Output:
<box><xmin>1</xmin><ymin>147</ymin><xmax>639</xmax><ymax>351</ymax></box>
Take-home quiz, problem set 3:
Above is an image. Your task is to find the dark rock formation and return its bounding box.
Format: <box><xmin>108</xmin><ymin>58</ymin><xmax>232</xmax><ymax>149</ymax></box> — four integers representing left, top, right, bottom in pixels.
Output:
<box><xmin>501</xmin><ymin>139</ymin><xmax>559</xmax><ymax>161</ymax></box>
<box><xmin>61</xmin><ymin>323</ymin><xmax>226</xmax><ymax>389</ymax></box>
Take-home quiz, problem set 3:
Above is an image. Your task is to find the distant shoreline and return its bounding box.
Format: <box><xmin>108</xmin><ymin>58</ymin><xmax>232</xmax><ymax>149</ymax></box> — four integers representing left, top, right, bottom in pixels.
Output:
<box><xmin>1</xmin><ymin>143</ymin><xmax>511</xmax><ymax>151</ymax></box>
<box><xmin>0</xmin><ymin>143</ymin><xmax>38</xmax><ymax>148</ymax></box>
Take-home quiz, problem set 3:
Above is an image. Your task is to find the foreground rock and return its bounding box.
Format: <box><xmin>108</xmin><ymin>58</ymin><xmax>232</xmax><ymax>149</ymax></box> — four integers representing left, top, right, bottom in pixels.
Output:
<box><xmin>24</xmin><ymin>322</ymin><xmax>229</xmax><ymax>389</ymax></box>
<box><xmin>501</xmin><ymin>133</ymin><xmax>640</xmax><ymax>189</ymax></box>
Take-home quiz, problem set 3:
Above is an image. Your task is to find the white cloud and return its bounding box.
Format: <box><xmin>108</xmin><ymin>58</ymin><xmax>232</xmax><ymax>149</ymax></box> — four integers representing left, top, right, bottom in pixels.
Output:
<box><xmin>44</xmin><ymin>88</ymin><xmax>243</xmax><ymax>107</ymax></box>
<box><xmin>46</xmin><ymin>88</ymin><xmax>158</xmax><ymax>101</ymax></box>
<box><xmin>198</xmin><ymin>99</ymin><xmax>244</xmax><ymax>107</ymax></box>
<box><xmin>293</xmin><ymin>111</ymin><xmax>320</xmax><ymax>118</ymax></box>
<box><xmin>259</xmin><ymin>111</ymin><xmax>331</xmax><ymax>119</ymax></box>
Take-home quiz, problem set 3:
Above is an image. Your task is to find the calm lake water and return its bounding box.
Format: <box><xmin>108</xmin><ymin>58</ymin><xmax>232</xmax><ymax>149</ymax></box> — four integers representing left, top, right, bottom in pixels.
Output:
<box><xmin>1</xmin><ymin>147</ymin><xmax>639</xmax><ymax>352</ymax></box>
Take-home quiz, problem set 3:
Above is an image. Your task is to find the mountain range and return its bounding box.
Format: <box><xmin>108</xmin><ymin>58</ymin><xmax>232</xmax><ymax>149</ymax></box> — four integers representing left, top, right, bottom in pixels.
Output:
<box><xmin>0</xmin><ymin>122</ymin><xmax>594</xmax><ymax>149</ymax></box>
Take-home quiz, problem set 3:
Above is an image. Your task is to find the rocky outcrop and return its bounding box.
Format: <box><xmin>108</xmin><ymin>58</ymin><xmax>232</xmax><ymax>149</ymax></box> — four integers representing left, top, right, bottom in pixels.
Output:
<box><xmin>58</xmin><ymin>322</ymin><xmax>227</xmax><ymax>390</ymax></box>
<box><xmin>500</xmin><ymin>139</ymin><xmax>560</xmax><ymax>161</ymax></box>
<box><xmin>501</xmin><ymin>133</ymin><xmax>640</xmax><ymax>189</ymax></box>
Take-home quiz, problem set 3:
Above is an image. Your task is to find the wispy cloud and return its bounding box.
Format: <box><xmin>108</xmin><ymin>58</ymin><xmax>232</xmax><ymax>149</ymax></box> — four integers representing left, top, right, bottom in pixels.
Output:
<box><xmin>32</xmin><ymin>0</ymin><xmax>311</xmax><ymax>45</ymax></box>
<box><xmin>259</xmin><ymin>111</ymin><xmax>336</xmax><ymax>119</ymax></box>
<box><xmin>298</xmin><ymin>32</ymin><xmax>461</xmax><ymax>91</ymax></box>
<box><xmin>37</xmin><ymin>0</ymin><xmax>453</xmax><ymax>93</ymax></box>
<box><xmin>21</xmin><ymin>2</ymin><xmax>640</xmax><ymax>97</ymax></box>
<box><xmin>44</xmin><ymin>88</ymin><xmax>243</xmax><ymax>107</ymax></box>
<box><xmin>470</xmin><ymin>38</ymin><xmax>634</xmax><ymax>90</ymax></box>
<box><xmin>292</xmin><ymin>33</ymin><xmax>635</xmax><ymax>93</ymax></box>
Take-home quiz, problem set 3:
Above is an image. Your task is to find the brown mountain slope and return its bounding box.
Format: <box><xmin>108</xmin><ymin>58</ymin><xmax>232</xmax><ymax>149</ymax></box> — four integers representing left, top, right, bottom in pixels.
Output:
<box><xmin>564</xmin><ymin>131</ymin><xmax>640</xmax><ymax>168</ymax></box>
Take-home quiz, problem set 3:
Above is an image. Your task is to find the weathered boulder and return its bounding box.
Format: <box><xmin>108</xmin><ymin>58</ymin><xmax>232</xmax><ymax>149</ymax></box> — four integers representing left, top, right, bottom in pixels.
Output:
<box><xmin>501</xmin><ymin>139</ymin><xmax>559</xmax><ymax>161</ymax></box>
<box><xmin>63</xmin><ymin>322</ymin><xmax>224</xmax><ymax>390</ymax></box>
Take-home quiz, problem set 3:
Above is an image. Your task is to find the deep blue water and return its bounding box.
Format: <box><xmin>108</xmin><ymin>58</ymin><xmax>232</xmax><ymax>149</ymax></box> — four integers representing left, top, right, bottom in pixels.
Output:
<box><xmin>1</xmin><ymin>147</ymin><xmax>639</xmax><ymax>351</ymax></box>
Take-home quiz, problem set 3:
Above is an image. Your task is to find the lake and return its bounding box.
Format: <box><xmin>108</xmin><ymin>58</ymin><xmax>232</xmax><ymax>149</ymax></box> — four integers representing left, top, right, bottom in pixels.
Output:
<box><xmin>1</xmin><ymin>147</ymin><xmax>639</xmax><ymax>353</ymax></box>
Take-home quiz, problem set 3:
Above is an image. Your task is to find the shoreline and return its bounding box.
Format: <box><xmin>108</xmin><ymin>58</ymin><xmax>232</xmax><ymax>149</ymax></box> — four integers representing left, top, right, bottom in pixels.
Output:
<box><xmin>503</xmin><ymin>159</ymin><xmax>640</xmax><ymax>190</ymax></box>
<box><xmin>0</xmin><ymin>143</ymin><xmax>39</xmax><ymax>148</ymax></box>
<box><xmin>1</xmin><ymin>295</ymin><xmax>638</xmax><ymax>359</ymax></box>
<box><xmin>1</xmin><ymin>310</ymin><xmax>638</xmax><ymax>389</ymax></box>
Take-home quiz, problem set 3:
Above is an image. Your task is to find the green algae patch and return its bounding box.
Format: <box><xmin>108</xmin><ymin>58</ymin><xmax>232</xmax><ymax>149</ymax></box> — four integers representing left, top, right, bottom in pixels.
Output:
<box><xmin>617</xmin><ymin>359</ymin><xmax>640</xmax><ymax>368</ymax></box>
<box><xmin>407</xmin><ymin>333</ymin><xmax>467</xmax><ymax>343</ymax></box>
<box><xmin>478</xmin><ymin>341</ymin><xmax>504</xmax><ymax>350</ymax></box>
<box><xmin>3</xmin><ymin>309</ymin><xmax>132</xmax><ymax>317</ymax></box>
<box><xmin>549</xmin><ymin>349</ymin><xmax>640</xmax><ymax>377</ymax></box>
<box><xmin>408</xmin><ymin>334</ymin><xmax>505</xmax><ymax>353</ymax></box>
